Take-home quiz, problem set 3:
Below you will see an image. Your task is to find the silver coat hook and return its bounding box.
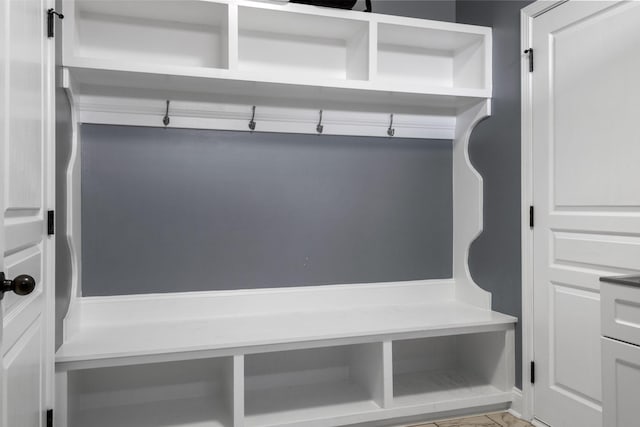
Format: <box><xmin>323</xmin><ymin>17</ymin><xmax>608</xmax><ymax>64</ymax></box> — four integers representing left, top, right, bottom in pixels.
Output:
<box><xmin>163</xmin><ymin>100</ymin><xmax>170</xmax><ymax>127</ymax></box>
<box><xmin>249</xmin><ymin>105</ymin><xmax>256</xmax><ymax>131</ymax></box>
<box><xmin>387</xmin><ymin>114</ymin><xmax>395</xmax><ymax>137</ymax></box>
<box><xmin>316</xmin><ymin>110</ymin><xmax>324</xmax><ymax>134</ymax></box>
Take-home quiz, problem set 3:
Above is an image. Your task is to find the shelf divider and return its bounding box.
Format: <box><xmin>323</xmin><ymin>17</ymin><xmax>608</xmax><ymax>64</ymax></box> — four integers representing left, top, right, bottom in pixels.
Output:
<box><xmin>228</xmin><ymin>3</ymin><xmax>239</xmax><ymax>72</ymax></box>
<box><xmin>229</xmin><ymin>355</ymin><xmax>245</xmax><ymax>427</ymax></box>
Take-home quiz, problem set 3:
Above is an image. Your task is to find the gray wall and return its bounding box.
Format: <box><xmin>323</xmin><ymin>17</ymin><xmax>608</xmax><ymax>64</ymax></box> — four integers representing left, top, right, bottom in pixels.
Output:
<box><xmin>81</xmin><ymin>125</ymin><xmax>453</xmax><ymax>295</ymax></box>
<box><xmin>457</xmin><ymin>0</ymin><xmax>533</xmax><ymax>389</ymax></box>
<box><xmin>360</xmin><ymin>1</ymin><xmax>456</xmax><ymax>21</ymax></box>
<box><xmin>77</xmin><ymin>0</ymin><xmax>459</xmax><ymax>297</ymax></box>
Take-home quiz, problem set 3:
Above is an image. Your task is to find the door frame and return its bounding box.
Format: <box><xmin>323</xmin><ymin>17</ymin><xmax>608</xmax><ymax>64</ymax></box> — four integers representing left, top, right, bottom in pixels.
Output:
<box><xmin>520</xmin><ymin>0</ymin><xmax>567</xmax><ymax>423</ymax></box>
<box><xmin>44</xmin><ymin>0</ymin><xmax>57</xmax><ymax>416</ymax></box>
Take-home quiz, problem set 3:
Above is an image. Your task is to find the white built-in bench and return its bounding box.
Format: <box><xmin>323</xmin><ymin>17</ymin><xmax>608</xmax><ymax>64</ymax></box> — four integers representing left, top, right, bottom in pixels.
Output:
<box><xmin>56</xmin><ymin>281</ymin><xmax>516</xmax><ymax>427</ymax></box>
<box><xmin>55</xmin><ymin>1</ymin><xmax>515</xmax><ymax>426</ymax></box>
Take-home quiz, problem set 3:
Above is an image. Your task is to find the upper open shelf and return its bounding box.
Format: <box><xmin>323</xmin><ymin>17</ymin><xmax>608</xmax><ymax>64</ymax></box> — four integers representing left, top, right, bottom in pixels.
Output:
<box><xmin>62</xmin><ymin>0</ymin><xmax>492</xmax><ymax>113</ymax></box>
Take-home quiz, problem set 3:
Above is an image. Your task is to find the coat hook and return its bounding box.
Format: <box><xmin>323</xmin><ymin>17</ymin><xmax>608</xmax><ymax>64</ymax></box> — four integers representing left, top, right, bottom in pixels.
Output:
<box><xmin>163</xmin><ymin>100</ymin><xmax>170</xmax><ymax>127</ymax></box>
<box><xmin>249</xmin><ymin>106</ymin><xmax>256</xmax><ymax>131</ymax></box>
<box><xmin>316</xmin><ymin>110</ymin><xmax>324</xmax><ymax>134</ymax></box>
<box><xmin>387</xmin><ymin>114</ymin><xmax>395</xmax><ymax>137</ymax></box>
<box><xmin>47</xmin><ymin>9</ymin><xmax>64</xmax><ymax>38</ymax></box>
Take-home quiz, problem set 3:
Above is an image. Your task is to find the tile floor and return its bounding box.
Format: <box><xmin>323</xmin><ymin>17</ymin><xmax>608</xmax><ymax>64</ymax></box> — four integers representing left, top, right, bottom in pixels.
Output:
<box><xmin>411</xmin><ymin>412</ymin><xmax>534</xmax><ymax>427</ymax></box>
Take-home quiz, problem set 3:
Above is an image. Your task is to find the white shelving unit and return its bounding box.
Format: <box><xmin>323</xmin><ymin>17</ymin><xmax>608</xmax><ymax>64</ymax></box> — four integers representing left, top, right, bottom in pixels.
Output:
<box><xmin>62</xmin><ymin>0</ymin><xmax>491</xmax><ymax>123</ymax></box>
<box><xmin>55</xmin><ymin>1</ymin><xmax>515</xmax><ymax>426</ymax></box>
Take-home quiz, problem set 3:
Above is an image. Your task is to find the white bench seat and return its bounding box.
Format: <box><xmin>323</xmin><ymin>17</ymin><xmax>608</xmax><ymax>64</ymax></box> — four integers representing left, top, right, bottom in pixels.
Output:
<box><xmin>56</xmin><ymin>299</ymin><xmax>516</xmax><ymax>370</ymax></box>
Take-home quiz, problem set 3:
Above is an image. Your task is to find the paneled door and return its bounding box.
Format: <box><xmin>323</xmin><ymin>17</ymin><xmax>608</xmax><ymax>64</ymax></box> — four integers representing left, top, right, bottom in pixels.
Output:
<box><xmin>530</xmin><ymin>1</ymin><xmax>640</xmax><ymax>426</ymax></box>
<box><xmin>1</xmin><ymin>0</ymin><xmax>54</xmax><ymax>426</ymax></box>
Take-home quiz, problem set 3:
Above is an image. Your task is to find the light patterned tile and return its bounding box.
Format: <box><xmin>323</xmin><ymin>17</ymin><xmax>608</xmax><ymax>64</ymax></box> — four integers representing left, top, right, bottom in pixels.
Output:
<box><xmin>487</xmin><ymin>412</ymin><xmax>534</xmax><ymax>427</ymax></box>
<box><xmin>436</xmin><ymin>415</ymin><xmax>499</xmax><ymax>427</ymax></box>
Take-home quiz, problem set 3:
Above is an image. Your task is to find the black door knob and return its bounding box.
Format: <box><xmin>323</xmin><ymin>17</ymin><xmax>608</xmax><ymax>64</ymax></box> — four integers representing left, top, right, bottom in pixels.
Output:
<box><xmin>0</xmin><ymin>272</ymin><xmax>36</xmax><ymax>300</ymax></box>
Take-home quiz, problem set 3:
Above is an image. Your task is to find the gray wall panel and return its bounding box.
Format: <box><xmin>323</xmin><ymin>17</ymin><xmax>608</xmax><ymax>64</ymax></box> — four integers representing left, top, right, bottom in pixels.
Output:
<box><xmin>81</xmin><ymin>125</ymin><xmax>453</xmax><ymax>296</ymax></box>
<box><xmin>359</xmin><ymin>1</ymin><xmax>456</xmax><ymax>21</ymax></box>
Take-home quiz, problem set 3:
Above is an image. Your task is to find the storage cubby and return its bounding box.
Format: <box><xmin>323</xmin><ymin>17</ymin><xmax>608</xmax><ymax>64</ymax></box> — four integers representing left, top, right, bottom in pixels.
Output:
<box><xmin>244</xmin><ymin>344</ymin><xmax>383</xmax><ymax>426</ymax></box>
<box><xmin>392</xmin><ymin>332</ymin><xmax>511</xmax><ymax>408</ymax></box>
<box><xmin>376</xmin><ymin>23</ymin><xmax>487</xmax><ymax>91</ymax></box>
<box><xmin>70</xmin><ymin>0</ymin><xmax>229</xmax><ymax>69</ymax></box>
<box><xmin>67</xmin><ymin>358</ymin><xmax>235</xmax><ymax>427</ymax></box>
<box><xmin>238</xmin><ymin>6</ymin><xmax>369</xmax><ymax>81</ymax></box>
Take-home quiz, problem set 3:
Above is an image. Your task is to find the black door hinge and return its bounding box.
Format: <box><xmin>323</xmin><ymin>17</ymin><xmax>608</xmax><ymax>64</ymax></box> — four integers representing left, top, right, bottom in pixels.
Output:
<box><xmin>530</xmin><ymin>361</ymin><xmax>536</xmax><ymax>384</ymax></box>
<box><xmin>47</xmin><ymin>8</ymin><xmax>64</xmax><ymax>38</ymax></box>
<box><xmin>47</xmin><ymin>210</ymin><xmax>55</xmax><ymax>235</ymax></box>
<box><xmin>46</xmin><ymin>409</ymin><xmax>53</xmax><ymax>427</ymax></box>
<box><xmin>524</xmin><ymin>48</ymin><xmax>534</xmax><ymax>72</ymax></box>
<box><xmin>529</xmin><ymin>205</ymin><xmax>534</xmax><ymax>228</ymax></box>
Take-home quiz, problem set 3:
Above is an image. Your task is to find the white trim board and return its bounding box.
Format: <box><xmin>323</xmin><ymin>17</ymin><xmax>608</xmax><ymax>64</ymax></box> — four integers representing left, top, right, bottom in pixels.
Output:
<box><xmin>520</xmin><ymin>0</ymin><xmax>568</xmax><ymax>423</ymax></box>
<box><xmin>71</xmin><ymin>87</ymin><xmax>457</xmax><ymax>140</ymax></box>
<box><xmin>78</xmin><ymin>97</ymin><xmax>456</xmax><ymax>140</ymax></box>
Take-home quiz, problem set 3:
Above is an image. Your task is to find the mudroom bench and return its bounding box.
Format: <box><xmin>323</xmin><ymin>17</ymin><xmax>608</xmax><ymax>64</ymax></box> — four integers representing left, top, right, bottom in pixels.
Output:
<box><xmin>56</xmin><ymin>282</ymin><xmax>516</xmax><ymax>427</ymax></box>
<box><xmin>55</xmin><ymin>0</ymin><xmax>516</xmax><ymax>426</ymax></box>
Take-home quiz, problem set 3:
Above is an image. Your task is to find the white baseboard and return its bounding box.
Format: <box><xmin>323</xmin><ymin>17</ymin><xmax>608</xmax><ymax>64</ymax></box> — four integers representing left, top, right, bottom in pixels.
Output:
<box><xmin>508</xmin><ymin>386</ymin><xmax>523</xmax><ymax>419</ymax></box>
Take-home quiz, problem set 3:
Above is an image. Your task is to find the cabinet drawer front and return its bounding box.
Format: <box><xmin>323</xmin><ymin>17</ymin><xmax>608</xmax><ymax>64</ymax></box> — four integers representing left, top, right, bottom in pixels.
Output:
<box><xmin>602</xmin><ymin>282</ymin><xmax>640</xmax><ymax>346</ymax></box>
<box><xmin>602</xmin><ymin>337</ymin><xmax>640</xmax><ymax>427</ymax></box>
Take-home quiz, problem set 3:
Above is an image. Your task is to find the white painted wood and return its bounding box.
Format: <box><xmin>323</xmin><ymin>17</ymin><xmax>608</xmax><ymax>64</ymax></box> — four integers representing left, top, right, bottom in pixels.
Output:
<box><xmin>230</xmin><ymin>355</ymin><xmax>245</xmax><ymax>427</ymax></box>
<box><xmin>452</xmin><ymin>100</ymin><xmax>491</xmax><ymax>309</ymax></box>
<box><xmin>392</xmin><ymin>330</ymin><xmax>514</xmax><ymax>409</ymax></box>
<box><xmin>55</xmin><ymin>371</ymin><xmax>68</xmax><ymax>427</ymax></box>
<box><xmin>73</xmin><ymin>93</ymin><xmax>457</xmax><ymax>140</ymax></box>
<box><xmin>508</xmin><ymin>387</ymin><xmax>523</xmax><ymax>420</ymax></box>
<box><xmin>526</xmin><ymin>2</ymin><xmax>640</xmax><ymax>426</ymax></box>
<box><xmin>56</xmin><ymin>297</ymin><xmax>516</xmax><ymax>370</ymax></box>
<box><xmin>521</xmin><ymin>4</ymin><xmax>567</xmax><ymax>421</ymax></box>
<box><xmin>238</xmin><ymin>6</ymin><xmax>368</xmax><ymax>81</ymax></box>
<box><xmin>60</xmin><ymin>67</ymin><xmax>83</xmax><ymax>343</ymax></box>
<box><xmin>244</xmin><ymin>345</ymin><xmax>378</xmax><ymax>427</ymax></box>
<box><xmin>602</xmin><ymin>337</ymin><xmax>640</xmax><ymax>427</ymax></box>
<box><xmin>61</xmin><ymin>0</ymin><xmax>492</xmax><ymax>120</ymax></box>
<box><xmin>377</xmin><ymin>23</ymin><xmax>488</xmax><ymax>91</ymax></box>
<box><xmin>70</xmin><ymin>0</ymin><xmax>230</xmax><ymax>69</ymax></box>
<box><xmin>459</xmin><ymin>328</ymin><xmax>515</xmax><ymax>393</ymax></box>
<box><xmin>351</xmin><ymin>342</ymin><xmax>386</xmax><ymax>408</ymax></box>
<box><xmin>53</xmin><ymin>2</ymin><xmax>519</xmax><ymax>426</ymax></box>
<box><xmin>1</xmin><ymin>0</ymin><xmax>54</xmax><ymax>426</ymax></box>
<box><xmin>381</xmin><ymin>341</ymin><xmax>393</xmax><ymax>409</ymax></box>
<box><xmin>67</xmin><ymin>357</ymin><xmax>234</xmax><ymax>427</ymax></box>
<box><xmin>69</xmin><ymin>280</ymin><xmax>453</xmax><ymax>327</ymax></box>
<box><xmin>602</xmin><ymin>282</ymin><xmax>640</xmax><ymax>347</ymax></box>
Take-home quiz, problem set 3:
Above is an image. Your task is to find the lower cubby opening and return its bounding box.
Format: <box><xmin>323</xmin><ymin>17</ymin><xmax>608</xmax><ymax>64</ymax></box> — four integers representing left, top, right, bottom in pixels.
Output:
<box><xmin>244</xmin><ymin>344</ymin><xmax>383</xmax><ymax>427</ymax></box>
<box><xmin>67</xmin><ymin>358</ymin><xmax>234</xmax><ymax>427</ymax></box>
<box><xmin>392</xmin><ymin>332</ymin><xmax>511</xmax><ymax>408</ymax></box>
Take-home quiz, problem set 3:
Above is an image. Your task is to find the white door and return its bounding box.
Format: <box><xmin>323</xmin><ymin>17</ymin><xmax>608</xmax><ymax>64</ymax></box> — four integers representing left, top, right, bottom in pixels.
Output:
<box><xmin>0</xmin><ymin>0</ymin><xmax>54</xmax><ymax>426</ymax></box>
<box><xmin>531</xmin><ymin>1</ymin><xmax>640</xmax><ymax>426</ymax></box>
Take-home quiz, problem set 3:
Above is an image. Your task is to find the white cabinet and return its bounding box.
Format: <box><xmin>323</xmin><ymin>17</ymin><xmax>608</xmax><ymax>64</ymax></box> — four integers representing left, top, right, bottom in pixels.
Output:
<box><xmin>602</xmin><ymin>337</ymin><xmax>640</xmax><ymax>427</ymax></box>
<box><xmin>601</xmin><ymin>277</ymin><xmax>640</xmax><ymax>427</ymax></box>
